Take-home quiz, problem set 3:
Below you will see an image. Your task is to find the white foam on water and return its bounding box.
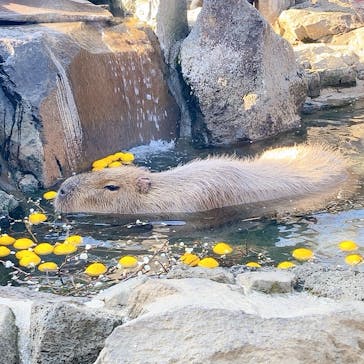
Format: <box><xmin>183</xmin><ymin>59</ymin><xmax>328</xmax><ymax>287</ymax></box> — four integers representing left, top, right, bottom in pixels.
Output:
<box><xmin>129</xmin><ymin>139</ymin><xmax>175</xmax><ymax>159</ymax></box>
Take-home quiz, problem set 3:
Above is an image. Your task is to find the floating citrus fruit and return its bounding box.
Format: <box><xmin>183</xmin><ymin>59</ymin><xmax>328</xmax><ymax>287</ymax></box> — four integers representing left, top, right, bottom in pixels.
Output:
<box><xmin>180</xmin><ymin>253</ymin><xmax>200</xmax><ymax>267</ymax></box>
<box><xmin>277</xmin><ymin>261</ymin><xmax>296</xmax><ymax>269</ymax></box>
<box><xmin>198</xmin><ymin>257</ymin><xmax>219</xmax><ymax>269</ymax></box>
<box><xmin>85</xmin><ymin>262</ymin><xmax>107</xmax><ymax>277</ymax></box>
<box><xmin>292</xmin><ymin>248</ymin><xmax>313</xmax><ymax>261</ymax></box>
<box><xmin>338</xmin><ymin>240</ymin><xmax>358</xmax><ymax>252</ymax></box>
<box><xmin>212</xmin><ymin>242</ymin><xmax>233</xmax><ymax>255</ymax></box>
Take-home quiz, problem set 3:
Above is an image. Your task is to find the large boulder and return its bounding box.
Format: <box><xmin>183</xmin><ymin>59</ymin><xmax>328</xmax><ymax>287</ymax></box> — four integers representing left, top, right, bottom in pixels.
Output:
<box><xmin>0</xmin><ymin>305</ymin><xmax>18</xmax><ymax>364</ymax></box>
<box><xmin>0</xmin><ymin>0</ymin><xmax>112</xmax><ymax>24</ymax></box>
<box><xmin>257</xmin><ymin>0</ymin><xmax>295</xmax><ymax>25</ymax></box>
<box><xmin>277</xmin><ymin>1</ymin><xmax>363</xmax><ymax>43</ymax></box>
<box><xmin>95</xmin><ymin>277</ymin><xmax>364</xmax><ymax>364</ymax></box>
<box><xmin>0</xmin><ymin>286</ymin><xmax>123</xmax><ymax>364</ymax></box>
<box><xmin>0</xmin><ymin>21</ymin><xmax>179</xmax><ymax>188</ymax></box>
<box><xmin>0</xmin><ymin>190</ymin><xmax>19</xmax><ymax>216</ymax></box>
<box><xmin>116</xmin><ymin>0</ymin><xmax>189</xmax><ymax>60</ymax></box>
<box><xmin>180</xmin><ymin>0</ymin><xmax>306</xmax><ymax>145</ymax></box>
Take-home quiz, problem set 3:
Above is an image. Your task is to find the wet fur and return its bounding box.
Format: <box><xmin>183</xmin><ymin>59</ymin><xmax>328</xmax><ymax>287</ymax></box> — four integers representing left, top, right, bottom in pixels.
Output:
<box><xmin>55</xmin><ymin>144</ymin><xmax>351</xmax><ymax>214</ymax></box>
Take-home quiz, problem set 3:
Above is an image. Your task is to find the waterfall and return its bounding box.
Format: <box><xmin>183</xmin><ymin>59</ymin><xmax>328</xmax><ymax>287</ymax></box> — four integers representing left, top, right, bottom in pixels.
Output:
<box><xmin>48</xmin><ymin>48</ymin><xmax>83</xmax><ymax>171</ymax></box>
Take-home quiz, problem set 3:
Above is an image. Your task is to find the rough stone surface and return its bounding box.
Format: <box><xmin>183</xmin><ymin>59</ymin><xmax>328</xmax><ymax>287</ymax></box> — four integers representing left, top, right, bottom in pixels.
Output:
<box><xmin>30</xmin><ymin>302</ymin><xmax>123</xmax><ymax>364</ymax></box>
<box><xmin>0</xmin><ymin>190</ymin><xmax>19</xmax><ymax>215</ymax></box>
<box><xmin>306</xmin><ymin>70</ymin><xmax>321</xmax><ymax>97</ymax></box>
<box><xmin>166</xmin><ymin>264</ymin><xmax>235</xmax><ymax>284</ymax></box>
<box><xmin>17</xmin><ymin>173</ymin><xmax>40</xmax><ymax>194</ymax></box>
<box><xmin>0</xmin><ymin>305</ymin><xmax>18</xmax><ymax>364</ymax></box>
<box><xmin>0</xmin><ymin>21</ymin><xmax>179</xmax><ymax>188</ymax></box>
<box><xmin>119</xmin><ymin>0</ymin><xmax>189</xmax><ymax>59</ymax></box>
<box><xmin>330</xmin><ymin>26</ymin><xmax>364</xmax><ymax>61</ymax></box>
<box><xmin>95</xmin><ymin>277</ymin><xmax>364</xmax><ymax>364</ymax></box>
<box><xmin>0</xmin><ymin>0</ymin><xmax>112</xmax><ymax>24</ymax></box>
<box><xmin>236</xmin><ymin>271</ymin><xmax>295</xmax><ymax>294</ymax></box>
<box><xmin>293</xmin><ymin>263</ymin><xmax>364</xmax><ymax>300</ymax></box>
<box><xmin>92</xmin><ymin>276</ymin><xmax>148</xmax><ymax>310</ymax></box>
<box><xmin>278</xmin><ymin>3</ymin><xmax>363</xmax><ymax>43</ymax></box>
<box><xmin>181</xmin><ymin>0</ymin><xmax>306</xmax><ymax>145</ymax></box>
<box><xmin>303</xmin><ymin>79</ymin><xmax>364</xmax><ymax>112</ymax></box>
<box><xmin>0</xmin><ymin>286</ymin><xmax>123</xmax><ymax>364</ymax></box>
<box><xmin>257</xmin><ymin>0</ymin><xmax>295</xmax><ymax>25</ymax></box>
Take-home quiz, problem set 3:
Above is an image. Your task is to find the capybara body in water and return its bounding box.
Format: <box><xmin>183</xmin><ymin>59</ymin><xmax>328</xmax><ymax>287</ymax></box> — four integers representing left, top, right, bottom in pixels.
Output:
<box><xmin>55</xmin><ymin>145</ymin><xmax>351</xmax><ymax>215</ymax></box>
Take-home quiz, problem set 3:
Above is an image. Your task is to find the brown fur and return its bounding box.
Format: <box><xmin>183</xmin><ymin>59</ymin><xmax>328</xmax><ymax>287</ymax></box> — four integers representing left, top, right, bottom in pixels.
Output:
<box><xmin>55</xmin><ymin>144</ymin><xmax>352</xmax><ymax>214</ymax></box>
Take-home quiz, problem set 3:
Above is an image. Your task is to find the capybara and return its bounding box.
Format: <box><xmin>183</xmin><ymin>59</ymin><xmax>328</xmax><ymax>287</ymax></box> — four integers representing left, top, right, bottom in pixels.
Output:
<box><xmin>55</xmin><ymin>144</ymin><xmax>351</xmax><ymax>215</ymax></box>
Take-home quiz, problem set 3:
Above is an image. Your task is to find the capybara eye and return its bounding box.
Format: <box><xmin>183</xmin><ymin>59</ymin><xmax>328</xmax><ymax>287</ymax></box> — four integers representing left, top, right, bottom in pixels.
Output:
<box><xmin>104</xmin><ymin>185</ymin><xmax>120</xmax><ymax>191</ymax></box>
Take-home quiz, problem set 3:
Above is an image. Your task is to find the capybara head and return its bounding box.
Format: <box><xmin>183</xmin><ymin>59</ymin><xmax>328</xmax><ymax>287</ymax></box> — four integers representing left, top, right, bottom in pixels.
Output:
<box><xmin>55</xmin><ymin>166</ymin><xmax>152</xmax><ymax>214</ymax></box>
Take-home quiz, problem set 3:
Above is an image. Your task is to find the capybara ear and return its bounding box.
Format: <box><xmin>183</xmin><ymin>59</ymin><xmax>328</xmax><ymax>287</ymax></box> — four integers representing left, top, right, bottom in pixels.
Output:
<box><xmin>136</xmin><ymin>176</ymin><xmax>152</xmax><ymax>193</ymax></box>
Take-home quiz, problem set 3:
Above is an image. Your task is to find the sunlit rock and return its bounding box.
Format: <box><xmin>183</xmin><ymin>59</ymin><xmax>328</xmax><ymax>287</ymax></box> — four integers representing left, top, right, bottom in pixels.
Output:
<box><xmin>257</xmin><ymin>0</ymin><xmax>295</xmax><ymax>25</ymax></box>
<box><xmin>277</xmin><ymin>1</ymin><xmax>363</xmax><ymax>43</ymax></box>
<box><xmin>117</xmin><ymin>0</ymin><xmax>189</xmax><ymax>60</ymax></box>
<box><xmin>0</xmin><ymin>21</ymin><xmax>179</xmax><ymax>188</ymax></box>
<box><xmin>0</xmin><ymin>0</ymin><xmax>112</xmax><ymax>24</ymax></box>
<box><xmin>180</xmin><ymin>0</ymin><xmax>306</xmax><ymax>145</ymax></box>
<box><xmin>236</xmin><ymin>271</ymin><xmax>295</xmax><ymax>294</ymax></box>
<box><xmin>95</xmin><ymin>277</ymin><xmax>364</xmax><ymax>364</ymax></box>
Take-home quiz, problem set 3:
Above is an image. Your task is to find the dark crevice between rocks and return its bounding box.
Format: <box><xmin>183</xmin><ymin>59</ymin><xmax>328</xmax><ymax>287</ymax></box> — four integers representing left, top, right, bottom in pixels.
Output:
<box><xmin>175</xmin><ymin>60</ymin><xmax>212</xmax><ymax>147</ymax></box>
<box><xmin>55</xmin><ymin>156</ymin><xmax>64</xmax><ymax>177</ymax></box>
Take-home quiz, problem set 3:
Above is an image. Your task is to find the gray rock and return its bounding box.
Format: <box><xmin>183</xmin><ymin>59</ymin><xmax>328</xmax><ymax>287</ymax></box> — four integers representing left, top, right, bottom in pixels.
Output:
<box><xmin>181</xmin><ymin>0</ymin><xmax>306</xmax><ymax>145</ymax></box>
<box><xmin>319</xmin><ymin>67</ymin><xmax>357</xmax><ymax>87</ymax></box>
<box><xmin>278</xmin><ymin>4</ymin><xmax>363</xmax><ymax>43</ymax></box>
<box><xmin>0</xmin><ymin>21</ymin><xmax>179</xmax><ymax>188</ymax></box>
<box><xmin>30</xmin><ymin>302</ymin><xmax>123</xmax><ymax>364</ymax></box>
<box><xmin>258</xmin><ymin>0</ymin><xmax>295</xmax><ymax>25</ymax></box>
<box><xmin>236</xmin><ymin>271</ymin><xmax>295</xmax><ymax>294</ymax></box>
<box><xmin>0</xmin><ymin>305</ymin><xmax>18</xmax><ymax>364</ymax></box>
<box><xmin>306</xmin><ymin>71</ymin><xmax>321</xmax><ymax>98</ymax></box>
<box><xmin>0</xmin><ymin>0</ymin><xmax>112</xmax><ymax>24</ymax></box>
<box><xmin>0</xmin><ymin>190</ymin><xmax>19</xmax><ymax>215</ymax></box>
<box><xmin>167</xmin><ymin>264</ymin><xmax>235</xmax><ymax>284</ymax></box>
<box><xmin>92</xmin><ymin>276</ymin><xmax>148</xmax><ymax>310</ymax></box>
<box><xmin>293</xmin><ymin>263</ymin><xmax>364</xmax><ymax>301</ymax></box>
<box><xmin>17</xmin><ymin>174</ymin><xmax>40</xmax><ymax>194</ymax></box>
<box><xmin>118</xmin><ymin>0</ymin><xmax>189</xmax><ymax>59</ymax></box>
<box><xmin>0</xmin><ymin>286</ymin><xmax>122</xmax><ymax>364</ymax></box>
<box><xmin>96</xmin><ymin>302</ymin><xmax>364</xmax><ymax>364</ymax></box>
